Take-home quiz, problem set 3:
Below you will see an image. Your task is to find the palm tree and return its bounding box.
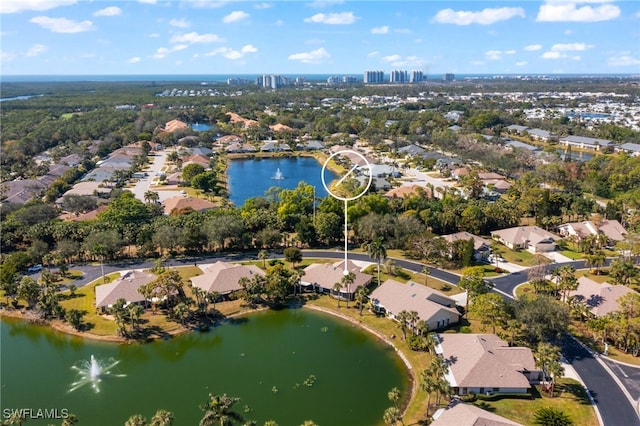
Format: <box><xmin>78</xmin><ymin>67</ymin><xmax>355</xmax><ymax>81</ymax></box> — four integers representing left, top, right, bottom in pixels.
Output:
<box><xmin>535</xmin><ymin>342</ymin><xmax>564</xmax><ymax>397</ymax></box>
<box><xmin>387</xmin><ymin>387</ymin><xmax>401</xmax><ymax>409</ymax></box>
<box><xmin>354</xmin><ymin>285</ymin><xmax>370</xmax><ymax>316</ymax></box>
<box><xmin>364</xmin><ymin>237</ymin><xmax>387</xmax><ymax>286</ymax></box>
<box><xmin>150</xmin><ymin>409</ymin><xmax>174</xmax><ymax>426</ymax></box>
<box><xmin>258</xmin><ymin>249</ymin><xmax>269</xmax><ymax>269</ymax></box>
<box><xmin>396</xmin><ymin>310</ymin><xmax>411</xmax><ymax>341</ymax></box>
<box><xmin>421</xmin><ymin>266</ymin><xmax>431</xmax><ymax>287</ymax></box>
<box><xmin>341</xmin><ymin>271</ymin><xmax>356</xmax><ymax>308</ymax></box>
<box><xmin>199</xmin><ymin>393</ymin><xmax>244</xmax><ymax>426</ymax></box>
<box><xmin>382</xmin><ymin>407</ymin><xmax>403</xmax><ymax>426</ymax></box>
<box><xmin>144</xmin><ymin>190</ymin><xmax>160</xmax><ymax>205</ymax></box>
<box><xmin>333</xmin><ymin>281</ymin><xmax>343</xmax><ymax>308</ymax></box>
<box><xmin>420</xmin><ymin>370</ymin><xmax>438</xmax><ymax>418</ymax></box>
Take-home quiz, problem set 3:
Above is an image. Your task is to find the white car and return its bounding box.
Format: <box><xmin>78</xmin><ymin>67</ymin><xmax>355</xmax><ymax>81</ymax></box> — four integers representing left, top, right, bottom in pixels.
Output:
<box><xmin>488</xmin><ymin>255</ymin><xmax>505</xmax><ymax>263</ymax></box>
<box><xmin>27</xmin><ymin>264</ymin><xmax>43</xmax><ymax>272</ymax></box>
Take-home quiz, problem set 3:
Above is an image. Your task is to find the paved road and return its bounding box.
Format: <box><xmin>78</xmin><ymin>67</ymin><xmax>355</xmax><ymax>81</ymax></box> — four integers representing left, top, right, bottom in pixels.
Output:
<box><xmin>601</xmin><ymin>357</ymin><xmax>640</xmax><ymax>403</ymax></box>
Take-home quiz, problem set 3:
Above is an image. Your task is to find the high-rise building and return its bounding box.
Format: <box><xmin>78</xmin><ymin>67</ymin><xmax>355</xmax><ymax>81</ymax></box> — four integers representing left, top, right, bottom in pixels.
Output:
<box><xmin>410</xmin><ymin>70</ymin><xmax>424</xmax><ymax>83</ymax></box>
<box><xmin>256</xmin><ymin>75</ymin><xmax>289</xmax><ymax>88</ymax></box>
<box><xmin>390</xmin><ymin>70</ymin><xmax>408</xmax><ymax>83</ymax></box>
<box><xmin>364</xmin><ymin>70</ymin><xmax>384</xmax><ymax>84</ymax></box>
<box><xmin>443</xmin><ymin>73</ymin><xmax>455</xmax><ymax>82</ymax></box>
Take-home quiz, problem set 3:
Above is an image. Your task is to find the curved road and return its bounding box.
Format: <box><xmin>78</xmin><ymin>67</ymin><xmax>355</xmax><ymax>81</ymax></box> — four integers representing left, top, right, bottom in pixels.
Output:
<box><xmin>69</xmin><ymin>251</ymin><xmax>639</xmax><ymax>425</ymax></box>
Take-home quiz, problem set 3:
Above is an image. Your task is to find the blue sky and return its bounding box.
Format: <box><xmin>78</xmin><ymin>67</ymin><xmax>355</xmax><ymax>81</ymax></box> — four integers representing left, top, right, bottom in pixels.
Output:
<box><xmin>1</xmin><ymin>0</ymin><xmax>639</xmax><ymax>76</ymax></box>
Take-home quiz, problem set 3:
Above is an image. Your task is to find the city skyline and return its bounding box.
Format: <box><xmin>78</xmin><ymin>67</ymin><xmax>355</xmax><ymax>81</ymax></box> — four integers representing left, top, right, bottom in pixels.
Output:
<box><xmin>1</xmin><ymin>0</ymin><xmax>639</xmax><ymax>76</ymax></box>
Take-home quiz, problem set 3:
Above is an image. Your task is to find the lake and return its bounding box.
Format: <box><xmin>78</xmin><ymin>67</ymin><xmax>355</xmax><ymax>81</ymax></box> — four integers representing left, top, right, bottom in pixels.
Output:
<box><xmin>226</xmin><ymin>157</ymin><xmax>337</xmax><ymax>207</ymax></box>
<box><xmin>0</xmin><ymin>309</ymin><xmax>409</xmax><ymax>425</ymax></box>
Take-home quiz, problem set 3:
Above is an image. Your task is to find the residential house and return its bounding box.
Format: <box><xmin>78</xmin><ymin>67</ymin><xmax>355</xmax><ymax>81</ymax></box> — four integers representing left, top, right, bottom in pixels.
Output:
<box><xmin>398</xmin><ymin>144</ymin><xmax>426</xmax><ymax>157</ymax></box>
<box><xmin>216</xmin><ymin>135</ymin><xmax>243</xmax><ymax>146</ymax></box>
<box><xmin>440</xmin><ymin>232</ymin><xmax>491</xmax><ymax>262</ymax></box>
<box><xmin>362</xmin><ymin>164</ymin><xmax>400</xmax><ymax>178</ymax></box>
<box><xmin>2</xmin><ymin>179</ymin><xmax>47</xmax><ymax>204</ymax></box>
<box><xmin>557</xmin><ymin>219</ymin><xmax>627</xmax><ymax>245</ymax></box>
<box><xmin>61</xmin><ymin>181</ymin><xmax>110</xmax><ymax>198</ymax></box>
<box><xmin>505</xmin><ymin>139</ymin><xmax>541</xmax><ymax>153</ymax></box>
<box><xmin>559</xmin><ymin>135</ymin><xmax>613</xmax><ymax>152</ymax></box>
<box><xmin>295</xmin><ymin>140</ymin><xmax>324</xmax><ymax>151</ymax></box>
<box><xmin>527</xmin><ymin>128</ymin><xmax>554</xmax><ymax>142</ymax></box>
<box><xmin>567</xmin><ymin>276</ymin><xmax>636</xmax><ymax>318</ymax></box>
<box><xmin>95</xmin><ymin>270</ymin><xmax>156</xmax><ymax>310</ymax></box>
<box><xmin>164</xmin><ymin>119</ymin><xmax>188</xmax><ymax>133</ymax></box>
<box><xmin>506</xmin><ymin>124</ymin><xmax>529</xmax><ymax>135</ymax></box>
<box><xmin>434</xmin><ymin>334</ymin><xmax>540</xmax><ymax>396</ymax></box>
<box><xmin>190</xmin><ymin>261</ymin><xmax>265</xmax><ymax>295</ymax></box>
<box><xmin>269</xmin><ymin>123</ymin><xmax>293</xmax><ymax>132</ymax></box>
<box><xmin>163</xmin><ymin>196</ymin><xmax>216</xmax><ymax>215</ymax></box>
<box><xmin>431</xmin><ymin>401</ymin><xmax>523</xmax><ymax>426</ymax></box>
<box><xmin>384</xmin><ymin>184</ymin><xmax>432</xmax><ymax>200</ymax></box>
<box><xmin>225</xmin><ymin>142</ymin><xmax>257</xmax><ymax>153</ymax></box>
<box><xmin>182</xmin><ymin>154</ymin><xmax>211</xmax><ymax>168</ymax></box>
<box><xmin>616</xmin><ymin>142</ymin><xmax>640</xmax><ymax>157</ymax></box>
<box><xmin>260</xmin><ymin>141</ymin><xmax>292</xmax><ymax>152</ymax></box>
<box><xmin>491</xmin><ymin>226</ymin><xmax>558</xmax><ymax>253</ymax></box>
<box><xmin>370</xmin><ymin>280</ymin><xmax>460</xmax><ymax>331</ymax></box>
<box><xmin>301</xmin><ymin>260</ymin><xmax>372</xmax><ymax>299</ymax></box>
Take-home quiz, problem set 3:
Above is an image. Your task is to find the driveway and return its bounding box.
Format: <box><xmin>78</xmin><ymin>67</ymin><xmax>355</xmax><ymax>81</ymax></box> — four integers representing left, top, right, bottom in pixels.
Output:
<box><xmin>130</xmin><ymin>150</ymin><xmax>184</xmax><ymax>203</ymax></box>
<box><xmin>543</xmin><ymin>251</ymin><xmax>575</xmax><ymax>263</ymax></box>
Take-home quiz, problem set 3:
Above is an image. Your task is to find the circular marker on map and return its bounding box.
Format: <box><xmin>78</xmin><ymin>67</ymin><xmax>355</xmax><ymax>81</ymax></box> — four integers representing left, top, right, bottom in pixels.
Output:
<box><xmin>321</xmin><ymin>150</ymin><xmax>372</xmax><ymax>201</ymax></box>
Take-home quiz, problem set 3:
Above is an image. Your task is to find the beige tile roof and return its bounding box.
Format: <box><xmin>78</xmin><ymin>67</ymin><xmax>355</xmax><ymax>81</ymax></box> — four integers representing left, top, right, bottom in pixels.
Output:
<box><xmin>431</xmin><ymin>402</ymin><xmax>522</xmax><ymax>426</ymax></box>
<box><xmin>491</xmin><ymin>226</ymin><xmax>557</xmax><ymax>247</ymax></box>
<box><xmin>163</xmin><ymin>196</ymin><xmax>216</xmax><ymax>215</ymax></box>
<box><xmin>598</xmin><ymin>220</ymin><xmax>627</xmax><ymax>241</ymax></box>
<box><xmin>370</xmin><ymin>279</ymin><xmax>459</xmax><ymax>326</ymax></box>
<box><xmin>568</xmin><ymin>276</ymin><xmax>635</xmax><ymax>317</ymax></box>
<box><xmin>95</xmin><ymin>270</ymin><xmax>156</xmax><ymax>308</ymax></box>
<box><xmin>559</xmin><ymin>220</ymin><xmax>627</xmax><ymax>242</ymax></box>
<box><xmin>165</xmin><ymin>119</ymin><xmax>188</xmax><ymax>133</ymax></box>
<box><xmin>190</xmin><ymin>261</ymin><xmax>265</xmax><ymax>294</ymax></box>
<box><xmin>302</xmin><ymin>260</ymin><xmax>372</xmax><ymax>293</ymax></box>
<box><xmin>436</xmin><ymin>334</ymin><xmax>535</xmax><ymax>389</ymax></box>
<box><xmin>384</xmin><ymin>184</ymin><xmax>432</xmax><ymax>199</ymax></box>
<box><xmin>441</xmin><ymin>232</ymin><xmax>491</xmax><ymax>251</ymax></box>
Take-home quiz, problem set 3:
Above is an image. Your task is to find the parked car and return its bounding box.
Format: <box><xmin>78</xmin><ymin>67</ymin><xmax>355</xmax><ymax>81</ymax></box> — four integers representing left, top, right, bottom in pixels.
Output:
<box><xmin>488</xmin><ymin>254</ymin><xmax>505</xmax><ymax>263</ymax></box>
<box><xmin>27</xmin><ymin>264</ymin><xmax>43</xmax><ymax>272</ymax></box>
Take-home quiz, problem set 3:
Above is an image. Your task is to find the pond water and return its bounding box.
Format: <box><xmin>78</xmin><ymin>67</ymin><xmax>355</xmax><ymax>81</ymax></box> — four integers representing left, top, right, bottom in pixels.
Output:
<box><xmin>1</xmin><ymin>309</ymin><xmax>409</xmax><ymax>425</ymax></box>
<box><xmin>227</xmin><ymin>157</ymin><xmax>337</xmax><ymax>207</ymax></box>
<box><xmin>191</xmin><ymin>122</ymin><xmax>212</xmax><ymax>132</ymax></box>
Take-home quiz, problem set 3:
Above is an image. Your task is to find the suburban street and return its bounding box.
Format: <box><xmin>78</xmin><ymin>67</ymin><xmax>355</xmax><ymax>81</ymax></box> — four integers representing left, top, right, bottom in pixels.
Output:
<box><xmin>65</xmin><ymin>250</ymin><xmax>639</xmax><ymax>425</ymax></box>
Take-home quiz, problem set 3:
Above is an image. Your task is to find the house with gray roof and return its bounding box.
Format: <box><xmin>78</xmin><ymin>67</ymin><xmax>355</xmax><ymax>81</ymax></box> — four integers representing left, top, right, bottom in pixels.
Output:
<box><xmin>559</xmin><ymin>135</ymin><xmax>612</xmax><ymax>151</ymax></box>
<box><xmin>302</xmin><ymin>260</ymin><xmax>372</xmax><ymax>299</ymax></box>
<box><xmin>491</xmin><ymin>226</ymin><xmax>558</xmax><ymax>253</ymax></box>
<box><xmin>617</xmin><ymin>142</ymin><xmax>640</xmax><ymax>157</ymax></box>
<box><xmin>370</xmin><ymin>280</ymin><xmax>460</xmax><ymax>331</ymax></box>
<box><xmin>434</xmin><ymin>334</ymin><xmax>540</xmax><ymax>396</ymax></box>
<box><xmin>95</xmin><ymin>270</ymin><xmax>156</xmax><ymax>310</ymax></box>
<box><xmin>398</xmin><ymin>144</ymin><xmax>426</xmax><ymax>157</ymax></box>
<box><xmin>527</xmin><ymin>128</ymin><xmax>554</xmax><ymax>142</ymax></box>
<box><xmin>568</xmin><ymin>277</ymin><xmax>635</xmax><ymax>318</ymax></box>
<box><xmin>431</xmin><ymin>401</ymin><xmax>522</xmax><ymax>426</ymax></box>
<box><xmin>190</xmin><ymin>261</ymin><xmax>265</xmax><ymax>295</ymax></box>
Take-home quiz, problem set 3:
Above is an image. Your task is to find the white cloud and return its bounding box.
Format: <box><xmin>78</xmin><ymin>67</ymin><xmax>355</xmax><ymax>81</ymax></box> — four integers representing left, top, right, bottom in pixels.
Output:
<box><xmin>30</xmin><ymin>16</ymin><xmax>94</xmax><ymax>33</ymax></box>
<box><xmin>550</xmin><ymin>42</ymin><xmax>593</xmax><ymax>51</ymax></box>
<box><xmin>26</xmin><ymin>44</ymin><xmax>47</xmax><ymax>56</ymax></box>
<box><xmin>564</xmin><ymin>29</ymin><xmax>574</xmax><ymax>35</ymax></box>
<box><xmin>153</xmin><ymin>47</ymin><xmax>171</xmax><ymax>59</ymax></box>
<box><xmin>485</xmin><ymin>49</ymin><xmax>516</xmax><ymax>60</ymax></box>
<box><xmin>524</xmin><ymin>44</ymin><xmax>543</xmax><ymax>51</ymax></box>
<box><xmin>515</xmin><ymin>61</ymin><xmax>528</xmax><ymax>66</ymax></box>
<box><xmin>1</xmin><ymin>50</ymin><xmax>17</xmax><ymax>62</ymax></box>
<box><xmin>288</xmin><ymin>47</ymin><xmax>330</xmax><ymax>64</ymax></box>
<box><xmin>204</xmin><ymin>44</ymin><xmax>258</xmax><ymax>60</ymax></box>
<box><xmin>382</xmin><ymin>54</ymin><xmax>402</xmax><ymax>62</ymax></box>
<box><xmin>368</xmin><ymin>51</ymin><xmax>380</xmax><ymax>57</ymax></box>
<box><xmin>170</xmin><ymin>18</ymin><xmax>190</xmax><ymax>28</ymax></box>
<box><xmin>382</xmin><ymin>54</ymin><xmax>424</xmax><ymax>67</ymax></box>
<box><xmin>254</xmin><ymin>3</ymin><xmax>272</xmax><ymax>10</ymax></box>
<box><xmin>170</xmin><ymin>32</ymin><xmax>225</xmax><ymax>44</ymax></box>
<box><xmin>485</xmin><ymin>50</ymin><xmax>502</xmax><ymax>60</ymax></box>
<box><xmin>93</xmin><ymin>6</ymin><xmax>121</xmax><ymax>17</ymax></box>
<box><xmin>607</xmin><ymin>55</ymin><xmax>640</xmax><ymax>66</ymax></box>
<box><xmin>371</xmin><ymin>25</ymin><xmax>389</xmax><ymax>34</ymax></box>
<box><xmin>434</xmin><ymin>7</ymin><xmax>525</xmax><ymax>25</ymax></box>
<box><xmin>536</xmin><ymin>2</ymin><xmax>620</xmax><ymax>22</ymax></box>
<box><xmin>223</xmin><ymin>11</ymin><xmax>249</xmax><ymax>23</ymax></box>
<box><xmin>187</xmin><ymin>1</ymin><xmax>230</xmax><ymax>8</ymax></box>
<box><xmin>128</xmin><ymin>56</ymin><xmax>141</xmax><ymax>63</ymax></box>
<box><xmin>304</xmin><ymin>12</ymin><xmax>356</xmax><ymax>25</ymax></box>
<box><xmin>542</xmin><ymin>51</ymin><xmax>564</xmax><ymax>59</ymax></box>
<box><xmin>0</xmin><ymin>0</ymin><xmax>76</xmax><ymax>14</ymax></box>
<box><xmin>138</xmin><ymin>0</ymin><xmax>157</xmax><ymax>4</ymax></box>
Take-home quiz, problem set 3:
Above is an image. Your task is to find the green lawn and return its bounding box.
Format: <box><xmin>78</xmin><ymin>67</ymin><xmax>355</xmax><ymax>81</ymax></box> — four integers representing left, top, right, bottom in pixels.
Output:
<box><xmin>500</xmin><ymin>246</ymin><xmax>551</xmax><ymax>267</ymax></box>
<box><xmin>474</xmin><ymin>379</ymin><xmax>598</xmax><ymax>426</ymax></box>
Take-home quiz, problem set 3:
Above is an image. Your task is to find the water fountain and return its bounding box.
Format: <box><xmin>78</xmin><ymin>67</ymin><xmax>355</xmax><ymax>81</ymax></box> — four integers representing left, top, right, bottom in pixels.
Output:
<box><xmin>69</xmin><ymin>355</ymin><xmax>125</xmax><ymax>393</ymax></box>
<box><xmin>271</xmin><ymin>168</ymin><xmax>285</xmax><ymax>180</ymax></box>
